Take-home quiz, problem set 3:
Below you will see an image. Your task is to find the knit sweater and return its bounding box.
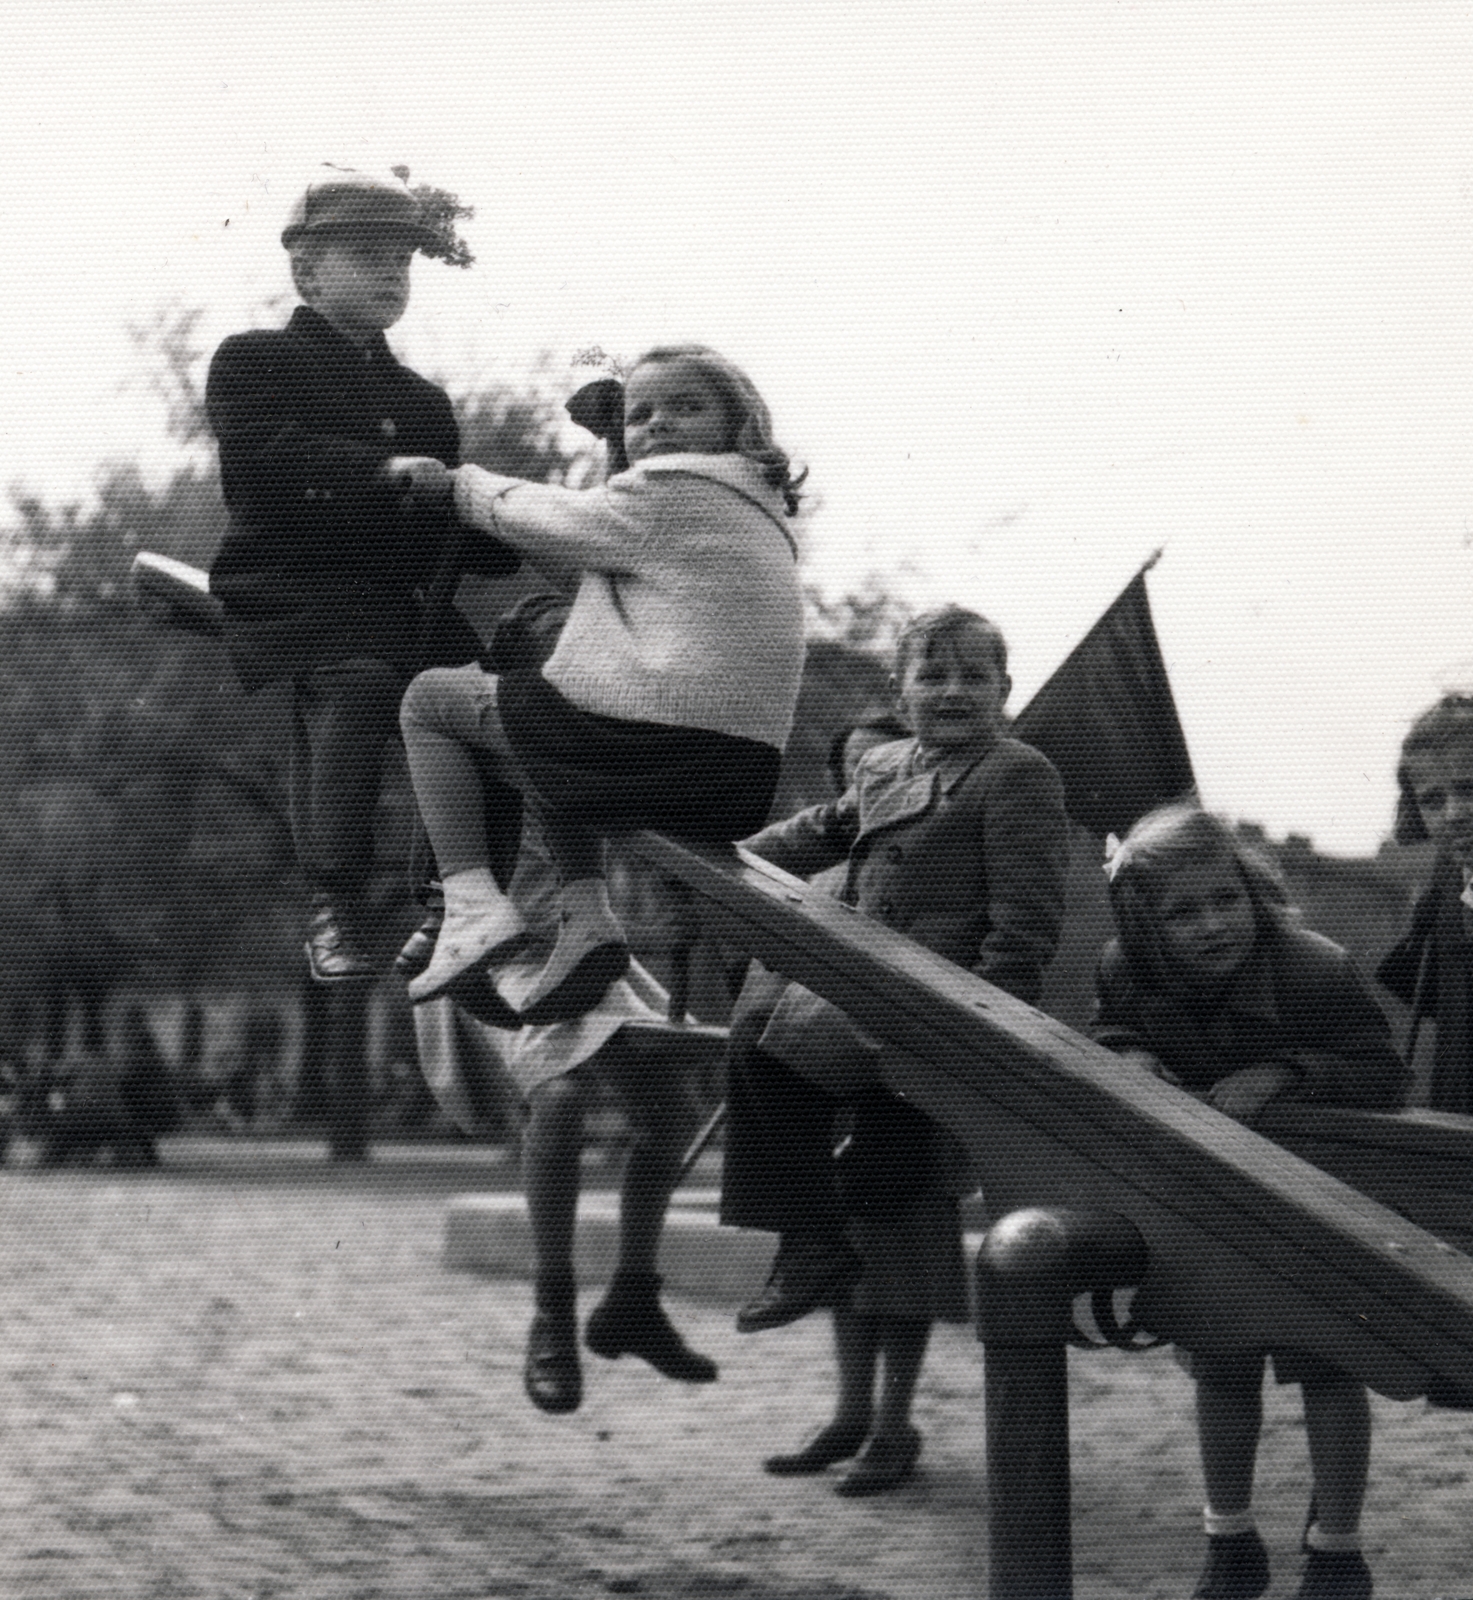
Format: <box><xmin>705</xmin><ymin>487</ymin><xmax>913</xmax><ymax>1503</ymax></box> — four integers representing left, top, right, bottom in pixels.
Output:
<box><xmin>454</xmin><ymin>453</ymin><xmax>804</xmax><ymax>751</ymax></box>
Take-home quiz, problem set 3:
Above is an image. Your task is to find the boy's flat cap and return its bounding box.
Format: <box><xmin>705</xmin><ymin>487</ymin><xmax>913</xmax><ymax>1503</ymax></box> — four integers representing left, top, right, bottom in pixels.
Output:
<box><xmin>281</xmin><ymin>167</ymin><xmax>438</xmax><ymax>249</ymax></box>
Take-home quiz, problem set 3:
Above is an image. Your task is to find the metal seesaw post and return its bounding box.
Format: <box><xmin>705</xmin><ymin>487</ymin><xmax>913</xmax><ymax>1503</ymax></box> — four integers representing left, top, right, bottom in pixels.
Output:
<box><xmin>975</xmin><ymin>1207</ymin><xmax>1150</xmax><ymax>1600</ymax></box>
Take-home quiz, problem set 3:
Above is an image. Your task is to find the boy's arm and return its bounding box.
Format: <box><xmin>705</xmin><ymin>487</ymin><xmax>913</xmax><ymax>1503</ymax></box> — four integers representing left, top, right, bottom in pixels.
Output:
<box><xmin>974</xmin><ymin>746</ymin><xmax>1070</xmax><ymax>1006</ymax></box>
<box><xmin>207</xmin><ymin>335</ymin><xmax>415</xmax><ymax>536</ymax></box>
<box><xmin>742</xmin><ymin>791</ymin><xmax>860</xmax><ymax>881</ymax></box>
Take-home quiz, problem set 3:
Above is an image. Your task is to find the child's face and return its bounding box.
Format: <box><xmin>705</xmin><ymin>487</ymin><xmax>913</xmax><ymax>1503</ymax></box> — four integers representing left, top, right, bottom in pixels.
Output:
<box><xmin>299</xmin><ymin>230</ymin><xmax>416</xmax><ymax>344</ymax></box>
<box><xmin>622</xmin><ymin>359</ymin><xmax>738</xmax><ymax>464</ymax></box>
<box><xmin>1151</xmin><ymin>853</ymin><xmax>1257</xmax><ymax>987</ymax></box>
<box><xmin>1404</xmin><ymin>745</ymin><xmax>1473</xmax><ymax>868</ymax></box>
<box><xmin>894</xmin><ymin>628</ymin><xmax>1009</xmax><ymax>752</ymax></box>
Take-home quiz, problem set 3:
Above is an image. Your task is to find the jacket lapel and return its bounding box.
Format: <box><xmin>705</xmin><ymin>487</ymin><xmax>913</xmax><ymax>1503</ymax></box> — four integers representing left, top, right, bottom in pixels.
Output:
<box><xmin>853</xmin><ymin>741</ymin><xmax>936</xmax><ymax>842</ymax></box>
<box><xmin>852</xmin><ymin>740</ymin><xmax>997</xmax><ymax>844</ymax></box>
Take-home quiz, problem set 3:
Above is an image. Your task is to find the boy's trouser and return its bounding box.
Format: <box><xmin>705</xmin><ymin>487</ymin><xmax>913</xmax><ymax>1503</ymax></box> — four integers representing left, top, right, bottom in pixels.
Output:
<box><xmin>718</xmin><ymin>1016</ymin><xmax>847</xmax><ymax>1239</ymax></box>
<box><xmin>289</xmin><ymin>656</ymin><xmax>406</xmax><ymax>895</ymax></box>
<box><xmin>720</xmin><ymin>1015</ymin><xmax>938</xmax><ymax>1237</ymax></box>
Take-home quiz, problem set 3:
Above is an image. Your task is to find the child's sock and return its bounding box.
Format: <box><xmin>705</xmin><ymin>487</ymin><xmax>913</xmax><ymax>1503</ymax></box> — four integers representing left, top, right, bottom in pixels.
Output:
<box><xmin>1203</xmin><ymin>1506</ymin><xmax>1257</xmax><ymax>1539</ymax></box>
<box><xmin>1304</xmin><ymin>1524</ymin><xmax>1362</xmax><ymax>1553</ymax></box>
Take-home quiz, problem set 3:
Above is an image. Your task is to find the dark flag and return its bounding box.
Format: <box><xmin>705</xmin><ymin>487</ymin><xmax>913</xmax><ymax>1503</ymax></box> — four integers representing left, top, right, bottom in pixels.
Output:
<box><xmin>1012</xmin><ymin>560</ymin><xmax>1195</xmax><ymax>838</ymax></box>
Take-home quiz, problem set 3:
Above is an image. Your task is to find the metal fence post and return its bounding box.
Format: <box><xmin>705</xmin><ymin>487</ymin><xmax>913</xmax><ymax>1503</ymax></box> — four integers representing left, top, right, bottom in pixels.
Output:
<box><xmin>975</xmin><ymin>1207</ymin><xmax>1150</xmax><ymax>1600</ymax></box>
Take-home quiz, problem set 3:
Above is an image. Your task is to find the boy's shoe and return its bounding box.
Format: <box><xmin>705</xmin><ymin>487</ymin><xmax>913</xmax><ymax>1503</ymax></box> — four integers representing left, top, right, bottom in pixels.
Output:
<box><xmin>1192</xmin><ymin>1529</ymin><xmax>1270</xmax><ymax>1600</ymax></box>
<box><xmin>1291</xmin><ymin>1549</ymin><xmax>1372</xmax><ymax>1600</ymax></box>
<box><xmin>305</xmin><ymin>894</ymin><xmax>378</xmax><ymax>983</ymax></box>
<box><xmin>834</xmin><ymin>1426</ymin><xmax>922</xmax><ymax>1496</ymax></box>
<box><xmin>494</xmin><ymin>883</ymin><xmax>628</xmax><ymax>1023</ymax></box>
<box><xmin>736</xmin><ymin>1236</ymin><xmax>862</xmax><ymax>1333</ymax></box>
<box><xmin>406</xmin><ymin>898</ymin><xmax>528</xmax><ymax>1004</ymax></box>
<box><xmin>523</xmin><ymin>1311</ymin><xmax>582</xmax><ymax>1414</ymax></box>
<box><xmin>763</xmin><ymin>1420</ymin><xmax>871</xmax><ymax>1476</ymax></box>
<box><xmin>583</xmin><ymin>1274</ymin><xmax>717</xmax><ymax>1384</ymax></box>
<box><xmin>393</xmin><ymin>910</ymin><xmax>443</xmax><ymax>979</ymax></box>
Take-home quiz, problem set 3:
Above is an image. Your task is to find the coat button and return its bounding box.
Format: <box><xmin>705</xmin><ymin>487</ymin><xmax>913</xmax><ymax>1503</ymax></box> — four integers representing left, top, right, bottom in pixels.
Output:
<box><xmin>877</xmin><ymin>900</ymin><xmax>895</xmax><ymax>919</ymax></box>
<box><xmin>884</xmin><ymin>844</ymin><xmax>904</xmax><ymax>863</ymax></box>
<box><xmin>380</xmin><ymin>417</ymin><xmax>397</xmax><ymax>438</ymax></box>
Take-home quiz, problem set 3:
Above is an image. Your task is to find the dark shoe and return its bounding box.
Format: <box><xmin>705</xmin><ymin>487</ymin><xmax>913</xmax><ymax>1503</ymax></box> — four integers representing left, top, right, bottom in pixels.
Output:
<box><xmin>763</xmin><ymin>1420</ymin><xmax>870</xmax><ymax>1476</ymax></box>
<box><xmin>584</xmin><ymin>1277</ymin><xmax>718</xmax><ymax>1383</ymax></box>
<box><xmin>523</xmin><ymin>1311</ymin><xmax>582</xmax><ymax>1414</ymax></box>
<box><xmin>494</xmin><ymin>928</ymin><xmax>629</xmax><ymax>1025</ymax></box>
<box><xmin>735</xmin><ymin>1238</ymin><xmax>862</xmax><ymax>1334</ymax></box>
<box><xmin>834</xmin><ymin>1426</ymin><xmax>922</xmax><ymax>1496</ymax></box>
<box><xmin>305</xmin><ymin>895</ymin><xmax>377</xmax><ymax>983</ymax></box>
<box><xmin>393</xmin><ymin>912</ymin><xmax>443</xmax><ymax>979</ymax></box>
<box><xmin>1292</xmin><ymin>1549</ymin><xmax>1372</xmax><ymax>1600</ymax></box>
<box><xmin>1192</xmin><ymin>1530</ymin><xmax>1270</xmax><ymax>1600</ymax></box>
<box><xmin>440</xmin><ymin>964</ymin><xmax>525</xmax><ymax>1031</ymax></box>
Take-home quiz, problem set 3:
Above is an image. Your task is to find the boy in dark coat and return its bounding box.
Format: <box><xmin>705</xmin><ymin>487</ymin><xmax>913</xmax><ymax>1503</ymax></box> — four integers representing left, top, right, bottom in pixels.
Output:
<box><xmin>207</xmin><ymin>167</ymin><xmax>514</xmax><ymax>980</ymax></box>
<box><xmin>720</xmin><ymin>607</ymin><xmax>1068</xmax><ymax>1333</ymax></box>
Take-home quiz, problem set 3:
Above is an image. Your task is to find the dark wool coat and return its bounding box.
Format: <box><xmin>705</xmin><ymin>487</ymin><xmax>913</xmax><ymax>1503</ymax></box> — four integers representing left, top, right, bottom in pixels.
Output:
<box><xmin>718</xmin><ymin>735</ymin><xmax>1065</xmax><ymax>1242</ymax></box>
<box><xmin>1378</xmin><ymin>856</ymin><xmax>1473</xmax><ymax>1114</ymax></box>
<box><xmin>1093</xmin><ymin>921</ymin><xmax>1410</xmax><ymax>1109</ymax></box>
<box><xmin>207</xmin><ymin>306</ymin><xmax>513</xmax><ymax>692</ymax></box>
<box><xmin>743</xmin><ymin>733</ymin><xmax>1068</xmax><ymax>1006</ymax></box>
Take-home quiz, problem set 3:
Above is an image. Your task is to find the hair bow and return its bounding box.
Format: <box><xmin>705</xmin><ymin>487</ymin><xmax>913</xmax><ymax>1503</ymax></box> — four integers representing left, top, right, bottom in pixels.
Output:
<box><xmin>1102</xmin><ymin>832</ymin><xmax>1130</xmax><ymax>883</ymax></box>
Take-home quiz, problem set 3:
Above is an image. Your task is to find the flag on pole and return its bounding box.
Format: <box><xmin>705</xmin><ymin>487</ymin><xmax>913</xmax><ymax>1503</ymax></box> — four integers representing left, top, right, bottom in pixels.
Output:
<box><xmin>1011</xmin><ymin>556</ymin><xmax>1195</xmax><ymax>838</ymax></box>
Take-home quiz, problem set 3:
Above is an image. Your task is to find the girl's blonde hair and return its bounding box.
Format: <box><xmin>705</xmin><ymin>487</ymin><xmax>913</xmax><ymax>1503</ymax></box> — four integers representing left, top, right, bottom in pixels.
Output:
<box><xmin>631</xmin><ymin>345</ymin><xmax>806</xmax><ymax>515</ymax></box>
<box><xmin>1394</xmin><ymin>696</ymin><xmax>1473</xmax><ymax>845</ymax></box>
<box><xmin>1104</xmin><ymin>802</ymin><xmax>1292</xmax><ymax>981</ymax></box>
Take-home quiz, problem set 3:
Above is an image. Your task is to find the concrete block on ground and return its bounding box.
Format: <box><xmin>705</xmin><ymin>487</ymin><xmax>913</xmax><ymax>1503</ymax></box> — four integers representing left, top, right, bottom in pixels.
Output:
<box><xmin>444</xmin><ymin>1191</ymin><xmax>777</xmax><ymax>1304</ymax></box>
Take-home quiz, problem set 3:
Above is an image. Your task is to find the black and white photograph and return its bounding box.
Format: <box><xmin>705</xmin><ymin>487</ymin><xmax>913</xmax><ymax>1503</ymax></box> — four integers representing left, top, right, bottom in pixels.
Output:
<box><xmin>2</xmin><ymin>5</ymin><xmax>1472</xmax><ymax>1596</ymax></box>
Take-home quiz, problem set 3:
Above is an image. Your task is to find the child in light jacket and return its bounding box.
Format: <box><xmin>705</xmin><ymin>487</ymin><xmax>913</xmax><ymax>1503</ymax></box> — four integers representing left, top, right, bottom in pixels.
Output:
<box><xmin>397</xmin><ymin>344</ymin><xmax>806</xmax><ymax>1025</ymax></box>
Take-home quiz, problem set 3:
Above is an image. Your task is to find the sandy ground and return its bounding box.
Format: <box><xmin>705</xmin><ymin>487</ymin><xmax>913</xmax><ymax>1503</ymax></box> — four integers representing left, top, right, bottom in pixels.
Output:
<box><xmin>0</xmin><ymin>1140</ymin><xmax>1469</xmax><ymax>1600</ymax></box>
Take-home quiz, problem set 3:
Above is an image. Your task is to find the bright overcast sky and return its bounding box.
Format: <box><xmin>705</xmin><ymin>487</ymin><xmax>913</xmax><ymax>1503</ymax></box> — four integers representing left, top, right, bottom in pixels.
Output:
<box><xmin>5</xmin><ymin>0</ymin><xmax>1471</xmax><ymax>856</ymax></box>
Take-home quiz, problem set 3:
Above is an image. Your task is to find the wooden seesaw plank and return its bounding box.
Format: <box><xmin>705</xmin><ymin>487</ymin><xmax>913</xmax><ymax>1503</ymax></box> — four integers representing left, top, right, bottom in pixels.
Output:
<box><xmin>127</xmin><ymin>549</ymin><xmax>1473</xmax><ymax>1396</ymax></box>
<box><xmin>625</xmin><ymin>831</ymin><xmax>1473</xmax><ymax>1401</ymax></box>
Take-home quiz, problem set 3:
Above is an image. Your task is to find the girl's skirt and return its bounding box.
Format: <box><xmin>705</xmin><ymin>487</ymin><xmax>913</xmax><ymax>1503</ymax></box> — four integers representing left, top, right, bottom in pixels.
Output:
<box><xmin>497</xmin><ymin>670</ymin><xmax>781</xmax><ymax>841</ymax></box>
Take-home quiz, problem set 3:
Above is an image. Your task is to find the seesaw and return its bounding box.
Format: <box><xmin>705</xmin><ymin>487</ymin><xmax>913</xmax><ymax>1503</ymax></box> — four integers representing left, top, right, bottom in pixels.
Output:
<box><xmin>626</xmin><ymin>830</ymin><xmax>1473</xmax><ymax>1397</ymax></box>
<box><xmin>134</xmin><ymin>549</ymin><xmax>1473</xmax><ymax>1593</ymax></box>
<box><xmin>623</xmin><ymin>831</ymin><xmax>1473</xmax><ymax>1598</ymax></box>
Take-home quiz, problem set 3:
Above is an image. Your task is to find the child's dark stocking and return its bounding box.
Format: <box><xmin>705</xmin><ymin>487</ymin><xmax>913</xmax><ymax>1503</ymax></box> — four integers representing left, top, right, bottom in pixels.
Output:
<box><xmin>520</xmin><ymin>1077</ymin><xmax>585</xmax><ymax>1413</ymax></box>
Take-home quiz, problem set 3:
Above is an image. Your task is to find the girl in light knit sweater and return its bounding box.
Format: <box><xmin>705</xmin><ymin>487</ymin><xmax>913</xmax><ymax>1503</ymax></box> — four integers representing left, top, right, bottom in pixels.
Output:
<box><xmin>398</xmin><ymin>345</ymin><xmax>806</xmax><ymax>1025</ymax></box>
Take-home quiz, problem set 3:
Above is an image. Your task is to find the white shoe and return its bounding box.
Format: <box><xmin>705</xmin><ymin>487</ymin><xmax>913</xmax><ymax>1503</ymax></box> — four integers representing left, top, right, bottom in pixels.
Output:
<box><xmin>494</xmin><ymin>881</ymin><xmax>628</xmax><ymax>1023</ymax></box>
<box><xmin>407</xmin><ymin>872</ymin><xmax>529</xmax><ymax>1003</ymax></box>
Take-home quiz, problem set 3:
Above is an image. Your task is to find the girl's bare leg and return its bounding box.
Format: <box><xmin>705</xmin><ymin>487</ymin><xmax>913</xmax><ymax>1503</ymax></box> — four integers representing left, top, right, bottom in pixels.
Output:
<box><xmin>1195</xmin><ymin>1375</ymin><xmax>1262</xmax><ymax>1516</ymax></box>
<box><xmin>831</xmin><ymin>1308</ymin><xmax>880</xmax><ymax>1432</ymax></box>
<box><xmin>873</xmin><ymin>1315</ymin><xmax>930</xmax><ymax>1440</ymax></box>
<box><xmin>761</xmin><ymin>1309</ymin><xmax>873</xmax><ymax>1474</ymax></box>
<box><xmin>399</xmin><ymin>667</ymin><xmax>528</xmax><ymax>999</ymax></box>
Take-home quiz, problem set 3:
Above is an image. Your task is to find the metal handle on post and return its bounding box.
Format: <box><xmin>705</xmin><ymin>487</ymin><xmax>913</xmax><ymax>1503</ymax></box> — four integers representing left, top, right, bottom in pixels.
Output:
<box><xmin>975</xmin><ymin>1208</ymin><xmax>1151</xmax><ymax>1600</ymax></box>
